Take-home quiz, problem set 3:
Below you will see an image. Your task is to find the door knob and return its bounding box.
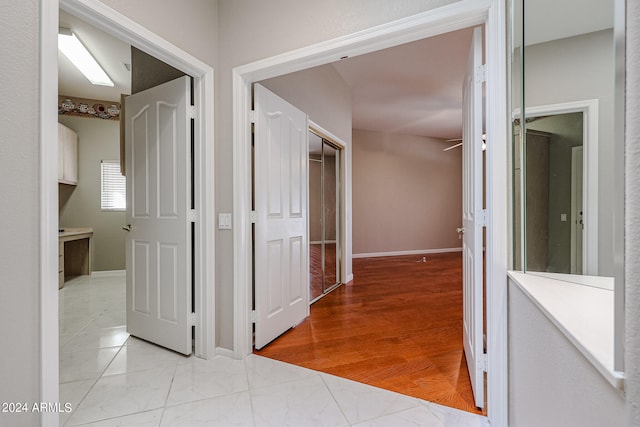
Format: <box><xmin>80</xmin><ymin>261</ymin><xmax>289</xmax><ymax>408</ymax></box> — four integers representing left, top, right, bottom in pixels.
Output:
<box><xmin>122</xmin><ymin>224</ymin><xmax>132</xmax><ymax>232</ymax></box>
<box><xmin>456</xmin><ymin>227</ymin><xmax>465</xmax><ymax>234</ymax></box>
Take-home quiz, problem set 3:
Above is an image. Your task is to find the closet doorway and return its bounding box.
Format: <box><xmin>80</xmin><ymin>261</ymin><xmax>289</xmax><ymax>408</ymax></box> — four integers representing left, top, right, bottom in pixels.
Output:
<box><xmin>309</xmin><ymin>129</ymin><xmax>342</xmax><ymax>303</ymax></box>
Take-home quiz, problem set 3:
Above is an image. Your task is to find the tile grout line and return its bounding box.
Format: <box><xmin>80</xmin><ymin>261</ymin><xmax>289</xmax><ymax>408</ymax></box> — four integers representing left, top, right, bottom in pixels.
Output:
<box><xmin>318</xmin><ymin>373</ymin><xmax>354</xmax><ymax>426</ymax></box>
<box><xmin>156</xmin><ymin>354</ymin><xmax>182</xmax><ymax>427</ymax></box>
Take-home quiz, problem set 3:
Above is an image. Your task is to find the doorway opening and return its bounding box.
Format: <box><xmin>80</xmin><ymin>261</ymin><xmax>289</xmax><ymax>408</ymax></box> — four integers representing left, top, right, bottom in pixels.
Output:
<box><xmin>233</xmin><ymin>2</ymin><xmax>508</xmax><ymax>424</ymax></box>
<box><xmin>42</xmin><ymin>1</ymin><xmax>215</xmax><ymax>421</ymax></box>
<box><xmin>248</xmin><ymin>22</ymin><xmax>487</xmax><ymax>415</ymax></box>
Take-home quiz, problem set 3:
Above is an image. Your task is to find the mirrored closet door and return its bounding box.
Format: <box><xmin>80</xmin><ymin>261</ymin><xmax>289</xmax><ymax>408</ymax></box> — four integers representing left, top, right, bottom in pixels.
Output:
<box><xmin>309</xmin><ymin>130</ymin><xmax>341</xmax><ymax>304</ymax></box>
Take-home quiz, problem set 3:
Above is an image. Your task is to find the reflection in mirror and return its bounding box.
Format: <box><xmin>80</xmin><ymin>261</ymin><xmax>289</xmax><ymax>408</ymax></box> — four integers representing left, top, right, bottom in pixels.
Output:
<box><xmin>309</xmin><ymin>131</ymin><xmax>323</xmax><ymax>301</ymax></box>
<box><xmin>308</xmin><ymin>130</ymin><xmax>342</xmax><ymax>304</ymax></box>
<box><xmin>519</xmin><ymin>0</ymin><xmax>615</xmax><ymax>277</ymax></box>
<box><xmin>524</xmin><ymin>112</ymin><xmax>583</xmax><ymax>274</ymax></box>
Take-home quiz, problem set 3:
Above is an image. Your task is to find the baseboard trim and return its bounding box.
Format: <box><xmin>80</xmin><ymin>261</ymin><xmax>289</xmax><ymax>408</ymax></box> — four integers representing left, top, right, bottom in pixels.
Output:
<box><xmin>352</xmin><ymin>247</ymin><xmax>463</xmax><ymax>259</ymax></box>
<box><xmin>310</xmin><ymin>240</ymin><xmax>337</xmax><ymax>245</ymax></box>
<box><xmin>91</xmin><ymin>270</ymin><xmax>125</xmax><ymax>277</ymax></box>
<box><xmin>215</xmin><ymin>346</ymin><xmax>236</xmax><ymax>359</ymax></box>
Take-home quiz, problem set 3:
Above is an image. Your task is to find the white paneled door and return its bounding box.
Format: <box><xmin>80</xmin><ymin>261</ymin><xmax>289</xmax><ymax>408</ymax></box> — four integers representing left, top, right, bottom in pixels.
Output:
<box><xmin>254</xmin><ymin>84</ymin><xmax>309</xmax><ymax>350</ymax></box>
<box><xmin>125</xmin><ymin>76</ymin><xmax>193</xmax><ymax>355</ymax></box>
<box><xmin>462</xmin><ymin>26</ymin><xmax>485</xmax><ymax>409</ymax></box>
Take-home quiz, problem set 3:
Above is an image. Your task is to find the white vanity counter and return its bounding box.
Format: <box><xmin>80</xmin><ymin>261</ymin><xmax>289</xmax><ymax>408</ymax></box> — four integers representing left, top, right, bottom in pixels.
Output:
<box><xmin>508</xmin><ymin>270</ymin><xmax>623</xmax><ymax>389</ymax></box>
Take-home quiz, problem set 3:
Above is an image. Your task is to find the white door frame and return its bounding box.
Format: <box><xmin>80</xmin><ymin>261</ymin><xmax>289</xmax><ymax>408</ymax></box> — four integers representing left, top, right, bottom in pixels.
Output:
<box><xmin>40</xmin><ymin>1</ymin><xmax>215</xmax><ymax>424</ymax></box>
<box><xmin>515</xmin><ymin>99</ymin><xmax>599</xmax><ymax>275</ymax></box>
<box><xmin>232</xmin><ymin>0</ymin><xmax>508</xmax><ymax>425</ymax></box>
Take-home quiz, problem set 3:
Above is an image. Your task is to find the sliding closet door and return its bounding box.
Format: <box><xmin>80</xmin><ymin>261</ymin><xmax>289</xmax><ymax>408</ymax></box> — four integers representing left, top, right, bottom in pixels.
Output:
<box><xmin>309</xmin><ymin>130</ymin><xmax>342</xmax><ymax>304</ymax></box>
<box><xmin>309</xmin><ymin>132</ymin><xmax>323</xmax><ymax>301</ymax></box>
<box><xmin>323</xmin><ymin>142</ymin><xmax>340</xmax><ymax>293</ymax></box>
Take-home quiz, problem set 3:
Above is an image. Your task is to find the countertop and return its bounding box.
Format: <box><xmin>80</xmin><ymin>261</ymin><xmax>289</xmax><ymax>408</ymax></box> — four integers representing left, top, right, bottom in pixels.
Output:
<box><xmin>59</xmin><ymin>227</ymin><xmax>93</xmax><ymax>239</ymax></box>
<box><xmin>508</xmin><ymin>270</ymin><xmax>623</xmax><ymax>389</ymax></box>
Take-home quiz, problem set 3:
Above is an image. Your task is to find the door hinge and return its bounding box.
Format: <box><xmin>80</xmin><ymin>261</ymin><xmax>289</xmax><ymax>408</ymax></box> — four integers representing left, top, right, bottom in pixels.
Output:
<box><xmin>477</xmin><ymin>352</ymin><xmax>488</xmax><ymax>373</ymax></box>
<box><xmin>188</xmin><ymin>209</ymin><xmax>197</xmax><ymax>223</ymax></box>
<box><xmin>475</xmin><ymin>64</ymin><xmax>487</xmax><ymax>83</ymax></box>
<box><xmin>251</xmin><ymin>310</ymin><xmax>256</xmax><ymax>323</ymax></box>
<box><xmin>190</xmin><ymin>312</ymin><xmax>198</xmax><ymax>327</ymax></box>
<box><xmin>250</xmin><ymin>110</ymin><xmax>257</xmax><ymax>124</ymax></box>
<box><xmin>250</xmin><ymin>211</ymin><xmax>258</xmax><ymax>223</ymax></box>
<box><xmin>478</xmin><ymin>208</ymin><xmax>487</xmax><ymax>228</ymax></box>
<box><xmin>188</xmin><ymin>105</ymin><xmax>197</xmax><ymax>120</ymax></box>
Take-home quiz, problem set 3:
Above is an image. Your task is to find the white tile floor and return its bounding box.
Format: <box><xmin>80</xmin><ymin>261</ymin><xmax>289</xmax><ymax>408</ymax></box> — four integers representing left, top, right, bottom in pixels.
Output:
<box><xmin>59</xmin><ymin>272</ymin><xmax>489</xmax><ymax>426</ymax></box>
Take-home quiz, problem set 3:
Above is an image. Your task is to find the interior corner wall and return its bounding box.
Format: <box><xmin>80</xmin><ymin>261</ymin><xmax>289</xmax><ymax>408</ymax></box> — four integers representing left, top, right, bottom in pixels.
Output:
<box><xmin>625</xmin><ymin>1</ymin><xmax>640</xmax><ymax>424</ymax></box>
<box><xmin>0</xmin><ymin>2</ymin><xmax>42</xmax><ymax>425</ymax></box>
<box><xmin>58</xmin><ymin>116</ymin><xmax>125</xmax><ymax>272</ymax></box>
<box><xmin>131</xmin><ymin>47</ymin><xmax>186</xmax><ymax>94</ymax></box>
<box><xmin>352</xmin><ymin>129</ymin><xmax>462</xmax><ymax>256</ymax></box>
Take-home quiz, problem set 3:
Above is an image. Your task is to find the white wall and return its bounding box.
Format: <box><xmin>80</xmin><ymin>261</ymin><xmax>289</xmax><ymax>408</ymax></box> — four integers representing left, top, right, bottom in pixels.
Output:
<box><xmin>524</xmin><ymin>29</ymin><xmax>615</xmax><ymax>276</ymax></box>
<box><xmin>508</xmin><ymin>281</ymin><xmax>626</xmax><ymax>426</ymax></box>
<box><xmin>352</xmin><ymin>129</ymin><xmax>462</xmax><ymax>255</ymax></box>
<box><xmin>58</xmin><ymin>116</ymin><xmax>125</xmax><ymax>272</ymax></box>
<box><xmin>0</xmin><ymin>2</ymin><xmax>42</xmax><ymax>426</ymax></box>
<box><xmin>625</xmin><ymin>1</ymin><xmax>640</xmax><ymax>424</ymax></box>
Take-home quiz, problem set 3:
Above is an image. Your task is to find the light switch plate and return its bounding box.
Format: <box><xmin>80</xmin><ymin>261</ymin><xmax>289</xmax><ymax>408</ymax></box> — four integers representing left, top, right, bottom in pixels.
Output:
<box><xmin>218</xmin><ymin>213</ymin><xmax>232</xmax><ymax>230</ymax></box>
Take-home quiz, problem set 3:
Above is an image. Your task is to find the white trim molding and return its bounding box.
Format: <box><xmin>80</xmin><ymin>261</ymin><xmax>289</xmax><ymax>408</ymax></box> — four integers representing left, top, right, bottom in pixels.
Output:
<box><xmin>485</xmin><ymin>0</ymin><xmax>509</xmax><ymax>424</ymax></box>
<box><xmin>352</xmin><ymin>247</ymin><xmax>463</xmax><ymax>259</ymax></box>
<box><xmin>232</xmin><ymin>1</ymin><xmax>508</xmax><ymax>426</ymax></box>
<box><xmin>91</xmin><ymin>270</ymin><xmax>126</xmax><ymax>277</ymax></box>
<box><xmin>40</xmin><ymin>1</ymin><xmax>60</xmax><ymax>425</ymax></box>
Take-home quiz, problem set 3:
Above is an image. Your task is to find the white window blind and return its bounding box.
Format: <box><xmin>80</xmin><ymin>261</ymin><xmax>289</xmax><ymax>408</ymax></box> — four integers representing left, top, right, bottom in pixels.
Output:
<box><xmin>101</xmin><ymin>160</ymin><xmax>126</xmax><ymax>211</ymax></box>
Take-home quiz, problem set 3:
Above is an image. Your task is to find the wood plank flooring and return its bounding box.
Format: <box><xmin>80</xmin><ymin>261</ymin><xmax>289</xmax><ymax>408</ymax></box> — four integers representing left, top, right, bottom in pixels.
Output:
<box><xmin>255</xmin><ymin>252</ymin><xmax>484</xmax><ymax>415</ymax></box>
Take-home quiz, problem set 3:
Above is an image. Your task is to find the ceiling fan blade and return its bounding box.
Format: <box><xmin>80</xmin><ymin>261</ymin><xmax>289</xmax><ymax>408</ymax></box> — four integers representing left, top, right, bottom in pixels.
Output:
<box><xmin>443</xmin><ymin>142</ymin><xmax>463</xmax><ymax>151</ymax></box>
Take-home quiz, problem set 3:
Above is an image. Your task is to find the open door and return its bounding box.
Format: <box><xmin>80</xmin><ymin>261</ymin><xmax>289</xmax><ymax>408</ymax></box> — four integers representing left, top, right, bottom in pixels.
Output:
<box><xmin>125</xmin><ymin>75</ymin><xmax>193</xmax><ymax>355</ymax></box>
<box><xmin>462</xmin><ymin>26</ymin><xmax>485</xmax><ymax>409</ymax></box>
<box><xmin>254</xmin><ymin>84</ymin><xmax>309</xmax><ymax>349</ymax></box>
<box><xmin>571</xmin><ymin>145</ymin><xmax>584</xmax><ymax>274</ymax></box>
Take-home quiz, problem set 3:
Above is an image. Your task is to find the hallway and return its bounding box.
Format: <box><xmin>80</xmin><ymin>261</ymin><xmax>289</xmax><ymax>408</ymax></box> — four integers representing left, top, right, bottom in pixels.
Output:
<box><xmin>58</xmin><ymin>271</ymin><xmax>487</xmax><ymax>426</ymax></box>
<box><xmin>256</xmin><ymin>252</ymin><xmax>482</xmax><ymax>414</ymax></box>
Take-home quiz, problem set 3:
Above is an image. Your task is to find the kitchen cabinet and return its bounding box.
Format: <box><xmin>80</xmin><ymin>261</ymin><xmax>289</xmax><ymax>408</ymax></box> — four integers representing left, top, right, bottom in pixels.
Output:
<box><xmin>58</xmin><ymin>122</ymin><xmax>78</xmax><ymax>185</ymax></box>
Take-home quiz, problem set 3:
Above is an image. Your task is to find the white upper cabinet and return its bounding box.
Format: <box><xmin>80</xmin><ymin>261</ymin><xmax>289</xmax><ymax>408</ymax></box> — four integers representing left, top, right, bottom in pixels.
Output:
<box><xmin>58</xmin><ymin>123</ymin><xmax>78</xmax><ymax>185</ymax></box>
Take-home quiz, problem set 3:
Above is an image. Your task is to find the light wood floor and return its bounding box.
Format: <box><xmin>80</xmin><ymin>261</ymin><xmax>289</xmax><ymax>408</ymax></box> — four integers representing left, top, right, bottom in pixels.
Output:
<box><xmin>255</xmin><ymin>252</ymin><xmax>484</xmax><ymax>415</ymax></box>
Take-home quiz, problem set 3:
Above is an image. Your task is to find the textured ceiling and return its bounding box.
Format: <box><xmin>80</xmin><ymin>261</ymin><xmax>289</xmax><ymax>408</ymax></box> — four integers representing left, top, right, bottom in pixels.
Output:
<box><xmin>59</xmin><ymin>2</ymin><xmax>613</xmax><ymax>138</ymax></box>
<box><xmin>331</xmin><ymin>27</ymin><xmax>474</xmax><ymax>140</ymax></box>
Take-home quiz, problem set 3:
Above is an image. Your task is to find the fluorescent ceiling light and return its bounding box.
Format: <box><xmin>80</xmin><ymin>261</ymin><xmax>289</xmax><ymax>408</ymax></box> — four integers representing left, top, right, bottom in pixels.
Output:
<box><xmin>58</xmin><ymin>28</ymin><xmax>114</xmax><ymax>87</ymax></box>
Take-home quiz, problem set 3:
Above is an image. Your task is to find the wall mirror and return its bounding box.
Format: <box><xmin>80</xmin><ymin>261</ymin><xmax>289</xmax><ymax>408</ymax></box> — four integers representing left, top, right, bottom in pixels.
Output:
<box><xmin>511</xmin><ymin>0</ymin><xmax>625</xmax><ymax>369</ymax></box>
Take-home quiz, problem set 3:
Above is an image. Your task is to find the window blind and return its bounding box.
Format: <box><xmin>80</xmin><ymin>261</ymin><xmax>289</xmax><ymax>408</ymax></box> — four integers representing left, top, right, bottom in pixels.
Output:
<box><xmin>101</xmin><ymin>160</ymin><xmax>126</xmax><ymax>211</ymax></box>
